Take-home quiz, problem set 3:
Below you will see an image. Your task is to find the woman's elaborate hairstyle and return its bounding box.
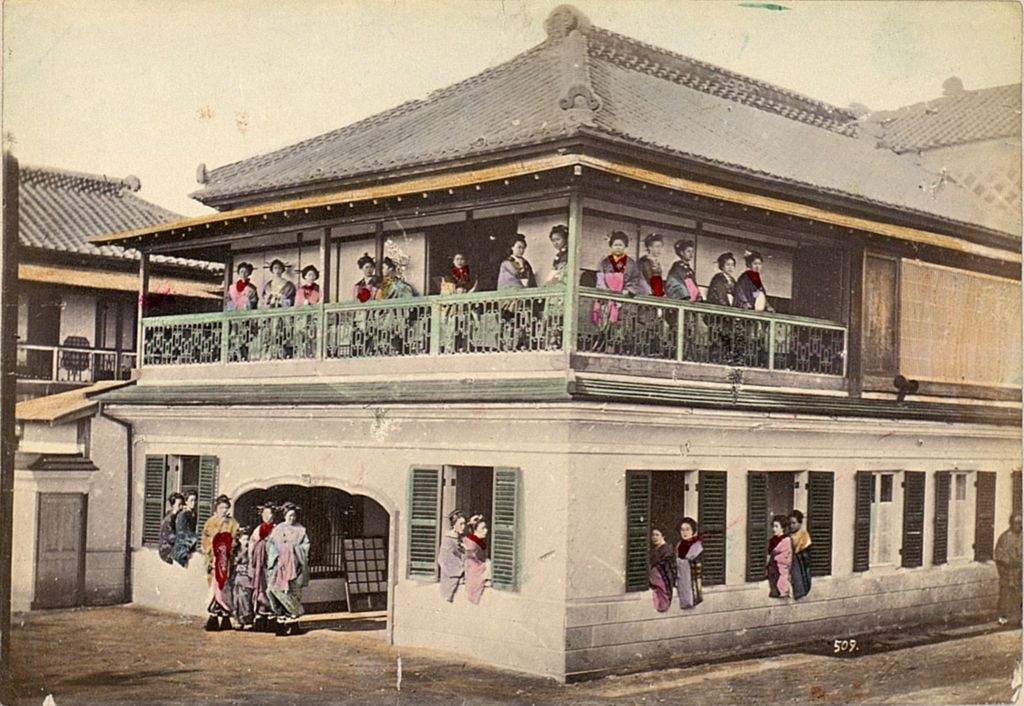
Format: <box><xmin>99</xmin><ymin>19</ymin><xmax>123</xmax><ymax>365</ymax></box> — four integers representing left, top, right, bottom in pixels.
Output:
<box><xmin>357</xmin><ymin>253</ymin><xmax>376</xmax><ymax>270</ymax></box>
<box><xmin>608</xmin><ymin>230</ymin><xmax>630</xmax><ymax>248</ymax></box>
<box><xmin>673</xmin><ymin>239</ymin><xmax>695</xmax><ymax>258</ymax></box>
<box><xmin>300</xmin><ymin>264</ymin><xmax>320</xmax><ymax>280</ymax></box>
<box><xmin>214</xmin><ymin>494</ymin><xmax>231</xmax><ymax>509</ymax></box>
<box><xmin>680</xmin><ymin>517</ymin><xmax>699</xmax><ymax>534</ymax></box>
<box><xmin>549</xmin><ymin>225</ymin><xmax>568</xmax><ymax>241</ymax></box>
<box><xmin>466</xmin><ymin>514</ymin><xmax>486</xmax><ymax>534</ymax></box>
<box><xmin>772</xmin><ymin>514</ymin><xmax>789</xmax><ymax>529</ymax></box>
<box><xmin>789</xmin><ymin>510</ymin><xmax>804</xmax><ymax>524</ymax></box>
<box><xmin>184</xmin><ymin>490</ymin><xmax>199</xmax><ymax>502</ymax></box>
<box><xmin>451</xmin><ymin>252</ymin><xmax>466</xmax><ymax>264</ymax></box>
<box><xmin>235</xmin><ymin>261</ymin><xmax>254</xmax><ymax>275</ymax></box>
<box><xmin>381</xmin><ymin>257</ymin><xmax>397</xmax><ymax>271</ymax></box>
<box><xmin>267</xmin><ymin>258</ymin><xmax>287</xmax><ymax>272</ymax></box>
<box><xmin>447</xmin><ymin>509</ymin><xmax>466</xmax><ymax>528</ymax></box>
<box><xmin>643</xmin><ymin>233</ymin><xmax>664</xmax><ymax>250</ymax></box>
<box><xmin>509</xmin><ymin>233</ymin><xmax>528</xmax><ymax>252</ymax></box>
<box><xmin>280</xmin><ymin>501</ymin><xmax>301</xmax><ymax>518</ymax></box>
<box><xmin>745</xmin><ymin>250</ymin><xmax>764</xmax><ymax>267</ymax></box>
<box><xmin>716</xmin><ymin>252</ymin><xmax>735</xmax><ymax>270</ymax></box>
<box><xmin>167</xmin><ymin>491</ymin><xmax>185</xmax><ymax>506</ymax></box>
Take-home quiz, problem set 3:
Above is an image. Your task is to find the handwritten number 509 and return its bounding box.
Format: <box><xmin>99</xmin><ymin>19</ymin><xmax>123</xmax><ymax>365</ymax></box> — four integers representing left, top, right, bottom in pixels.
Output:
<box><xmin>833</xmin><ymin>639</ymin><xmax>857</xmax><ymax>653</ymax></box>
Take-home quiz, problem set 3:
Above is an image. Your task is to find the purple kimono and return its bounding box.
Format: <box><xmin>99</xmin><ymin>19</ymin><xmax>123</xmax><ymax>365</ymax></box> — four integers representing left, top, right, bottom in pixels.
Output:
<box><xmin>649</xmin><ymin>542</ymin><xmax>676</xmax><ymax>612</ymax></box>
<box><xmin>232</xmin><ymin>545</ymin><xmax>254</xmax><ymax>625</ymax></box>
<box><xmin>768</xmin><ymin>535</ymin><xmax>793</xmax><ymax>598</ymax></box>
<box><xmin>593</xmin><ymin>254</ymin><xmax>650</xmax><ymax>324</ymax></box>
<box><xmin>497</xmin><ymin>257</ymin><xmax>536</xmax><ymax>290</ymax></box>
<box><xmin>437</xmin><ymin>534</ymin><xmax>465</xmax><ymax>602</ymax></box>
<box><xmin>250</xmin><ymin>522</ymin><xmax>275</xmax><ymax>617</ymax></box>
<box><xmin>464</xmin><ymin>535</ymin><xmax>488</xmax><ymax>605</ymax></box>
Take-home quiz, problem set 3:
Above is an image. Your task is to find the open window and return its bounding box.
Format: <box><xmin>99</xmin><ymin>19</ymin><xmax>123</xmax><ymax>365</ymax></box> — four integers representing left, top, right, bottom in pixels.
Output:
<box><xmin>142</xmin><ymin>454</ymin><xmax>219</xmax><ymax>545</ymax></box>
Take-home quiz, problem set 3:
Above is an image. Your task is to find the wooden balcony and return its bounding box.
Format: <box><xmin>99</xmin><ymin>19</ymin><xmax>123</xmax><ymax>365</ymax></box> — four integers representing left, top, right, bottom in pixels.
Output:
<box><xmin>17</xmin><ymin>343</ymin><xmax>135</xmax><ymax>385</ymax></box>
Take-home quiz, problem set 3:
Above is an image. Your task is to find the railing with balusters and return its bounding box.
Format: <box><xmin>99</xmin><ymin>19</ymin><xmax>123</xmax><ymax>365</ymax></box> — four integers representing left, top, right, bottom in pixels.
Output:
<box><xmin>139</xmin><ymin>286</ymin><xmax>845</xmax><ymax>377</ymax></box>
<box><xmin>16</xmin><ymin>343</ymin><xmax>135</xmax><ymax>383</ymax></box>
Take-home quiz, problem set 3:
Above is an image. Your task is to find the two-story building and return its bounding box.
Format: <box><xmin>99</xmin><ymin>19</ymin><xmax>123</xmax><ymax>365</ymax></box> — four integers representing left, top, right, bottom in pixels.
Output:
<box><xmin>91</xmin><ymin>6</ymin><xmax>1020</xmax><ymax>681</ymax></box>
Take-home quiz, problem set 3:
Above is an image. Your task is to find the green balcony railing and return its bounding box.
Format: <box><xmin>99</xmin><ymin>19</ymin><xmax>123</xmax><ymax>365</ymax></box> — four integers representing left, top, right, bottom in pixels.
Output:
<box><xmin>141</xmin><ymin>286</ymin><xmax>845</xmax><ymax>377</ymax></box>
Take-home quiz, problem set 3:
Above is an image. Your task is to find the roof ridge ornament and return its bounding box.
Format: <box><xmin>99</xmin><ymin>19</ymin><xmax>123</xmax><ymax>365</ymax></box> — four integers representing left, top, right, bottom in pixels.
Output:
<box><xmin>558</xmin><ymin>27</ymin><xmax>601</xmax><ymax>121</ymax></box>
<box><xmin>545</xmin><ymin>4</ymin><xmax>591</xmax><ymax>39</ymax></box>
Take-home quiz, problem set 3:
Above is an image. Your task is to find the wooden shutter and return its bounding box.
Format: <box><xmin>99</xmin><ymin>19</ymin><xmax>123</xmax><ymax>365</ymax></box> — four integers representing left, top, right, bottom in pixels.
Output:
<box><xmin>807</xmin><ymin>471</ymin><xmax>834</xmax><ymax>577</ymax></box>
<box><xmin>625</xmin><ymin>471</ymin><xmax>652</xmax><ymax>592</ymax></box>
<box><xmin>933</xmin><ymin>471</ymin><xmax>951</xmax><ymax>566</ymax></box>
<box><xmin>197</xmin><ymin>455</ymin><xmax>219</xmax><ymax>529</ymax></box>
<box><xmin>853</xmin><ymin>472</ymin><xmax>872</xmax><ymax>572</ymax></box>
<box><xmin>745</xmin><ymin>472</ymin><xmax>768</xmax><ymax>582</ymax></box>
<box><xmin>974</xmin><ymin>471</ymin><xmax>996</xmax><ymax>561</ymax></box>
<box><xmin>862</xmin><ymin>254</ymin><xmax>899</xmax><ymax>375</ymax></box>
<box><xmin>1013</xmin><ymin>471</ymin><xmax>1022</xmax><ymax>519</ymax></box>
<box><xmin>407</xmin><ymin>467</ymin><xmax>442</xmax><ymax>579</ymax></box>
<box><xmin>490</xmin><ymin>467</ymin><xmax>520</xmax><ymax>591</ymax></box>
<box><xmin>698</xmin><ymin>471</ymin><xmax>727</xmax><ymax>586</ymax></box>
<box><xmin>142</xmin><ymin>455</ymin><xmax>167</xmax><ymax>545</ymax></box>
<box><xmin>901</xmin><ymin>471</ymin><xmax>925</xmax><ymax>568</ymax></box>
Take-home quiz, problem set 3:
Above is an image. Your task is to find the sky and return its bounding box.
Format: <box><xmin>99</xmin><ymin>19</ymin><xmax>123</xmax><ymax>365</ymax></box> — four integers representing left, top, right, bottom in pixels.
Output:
<box><xmin>3</xmin><ymin>0</ymin><xmax>1020</xmax><ymax>217</ymax></box>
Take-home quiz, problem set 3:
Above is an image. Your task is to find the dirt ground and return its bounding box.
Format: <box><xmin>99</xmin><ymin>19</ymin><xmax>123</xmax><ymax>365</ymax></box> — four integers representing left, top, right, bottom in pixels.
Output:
<box><xmin>4</xmin><ymin>606</ymin><xmax>1021</xmax><ymax>706</ymax></box>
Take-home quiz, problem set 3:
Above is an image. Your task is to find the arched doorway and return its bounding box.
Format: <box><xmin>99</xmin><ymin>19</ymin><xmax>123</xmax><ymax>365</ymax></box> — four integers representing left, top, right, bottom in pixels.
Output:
<box><xmin>235</xmin><ymin>485</ymin><xmax>390</xmax><ymax>615</ymax></box>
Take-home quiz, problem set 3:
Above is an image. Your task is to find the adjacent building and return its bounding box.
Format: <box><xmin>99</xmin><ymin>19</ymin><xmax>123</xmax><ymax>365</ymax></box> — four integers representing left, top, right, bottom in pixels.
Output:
<box><xmin>87</xmin><ymin>6</ymin><xmax>1019</xmax><ymax>680</ymax></box>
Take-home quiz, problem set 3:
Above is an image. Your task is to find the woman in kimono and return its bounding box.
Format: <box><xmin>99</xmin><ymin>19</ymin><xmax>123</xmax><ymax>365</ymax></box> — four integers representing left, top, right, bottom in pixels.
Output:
<box><xmin>649</xmin><ymin>528</ymin><xmax>676</xmax><ymax>612</ymax></box>
<box><xmin>249</xmin><ymin>503</ymin><xmax>278</xmax><ymax>633</ymax></box>
<box><xmin>353</xmin><ymin>254</ymin><xmax>379</xmax><ymax>302</ymax></box>
<box><xmin>496</xmin><ymin>235</ymin><xmax>536</xmax><ymax>290</ymax></box>
<box><xmin>376</xmin><ymin>257</ymin><xmax>417</xmax><ymax>299</ymax></box>
<box><xmin>440</xmin><ymin>253</ymin><xmax>477</xmax><ymax>294</ymax></box>
<box><xmin>158</xmin><ymin>492</ymin><xmax>184</xmax><ymax>565</ymax></box>
<box><xmin>202</xmin><ymin>494</ymin><xmax>240</xmax><ymax>631</ymax></box>
<box><xmin>788</xmin><ymin>510</ymin><xmax>813</xmax><ymax>600</ymax></box>
<box><xmin>437</xmin><ymin>510</ymin><xmax>466</xmax><ymax>602</ymax></box>
<box><xmin>995</xmin><ymin>513</ymin><xmax>1022</xmax><ymax>626</ymax></box>
<box><xmin>665</xmin><ymin>240</ymin><xmax>701</xmax><ymax>302</ymax></box>
<box><xmin>734</xmin><ymin>251</ymin><xmax>775</xmax><ymax>312</ymax></box>
<box><xmin>705</xmin><ymin>253</ymin><xmax>737</xmax><ymax>307</ymax></box>
<box><xmin>171</xmin><ymin>491</ymin><xmax>199</xmax><ymax>568</ymax></box>
<box><xmin>592</xmin><ymin>231</ymin><xmax>650</xmax><ymax>326</ymax></box>
<box><xmin>676</xmin><ymin>517</ymin><xmax>704</xmax><ymax>609</ymax></box>
<box><xmin>463</xmin><ymin>514</ymin><xmax>489</xmax><ymax>605</ymax></box>
<box><xmin>638</xmin><ymin>233</ymin><xmax>667</xmax><ymax>297</ymax></box>
<box><xmin>231</xmin><ymin>528</ymin><xmax>254</xmax><ymax>629</ymax></box>
<box><xmin>767</xmin><ymin>515</ymin><xmax>793</xmax><ymax>599</ymax></box>
<box><xmin>547</xmin><ymin>225</ymin><xmax>569</xmax><ymax>285</ymax></box>
<box><xmin>261</xmin><ymin>259</ymin><xmax>296</xmax><ymax>308</ymax></box>
<box><xmin>296</xmin><ymin>265</ymin><xmax>322</xmax><ymax>305</ymax></box>
<box><xmin>227</xmin><ymin>261</ymin><xmax>259</xmax><ymax>310</ymax></box>
<box><xmin>266</xmin><ymin>502</ymin><xmax>310</xmax><ymax>636</ymax></box>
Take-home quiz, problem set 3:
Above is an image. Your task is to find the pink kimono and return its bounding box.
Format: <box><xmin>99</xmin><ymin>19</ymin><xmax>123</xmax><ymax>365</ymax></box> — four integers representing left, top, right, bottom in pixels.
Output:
<box><xmin>768</xmin><ymin>535</ymin><xmax>793</xmax><ymax>598</ymax></box>
<box><xmin>296</xmin><ymin>283</ymin><xmax>321</xmax><ymax>305</ymax></box>
<box><xmin>464</xmin><ymin>534</ymin><xmax>488</xmax><ymax>605</ymax></box>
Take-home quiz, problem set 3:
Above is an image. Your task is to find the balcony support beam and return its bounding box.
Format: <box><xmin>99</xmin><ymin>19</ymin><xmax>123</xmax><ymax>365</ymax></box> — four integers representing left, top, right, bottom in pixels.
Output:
<box><xmin>561</xmin><ymin>188</ymin><xmax>583</xmax><ymax>356</ymax></box>
<box><xmin>136</xmin><ymin>251</ymin><xmax>150</xmax><ymax>370</ymax></box>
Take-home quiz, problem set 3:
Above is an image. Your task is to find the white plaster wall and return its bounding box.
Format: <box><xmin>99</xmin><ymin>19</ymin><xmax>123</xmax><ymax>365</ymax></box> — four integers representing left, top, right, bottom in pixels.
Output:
<box><xmin>85</xmin><ymin>415</ymin><xmax>129</xmax><ymax>604</ymax></box>
<box><xmin>20</xmin><ymin>420</ymin><xmax>79</xmax><ymax>454</ymax></box>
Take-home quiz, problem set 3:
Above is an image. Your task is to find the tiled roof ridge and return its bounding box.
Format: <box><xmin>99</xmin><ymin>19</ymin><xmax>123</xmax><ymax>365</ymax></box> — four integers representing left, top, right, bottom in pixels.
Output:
<box><xmin>586</xmin><ymin>25</ymin><xmax>859</xmax><ymax>136</ymax></box>
<box><xmin>868</xmin><ymin>82</ymin><xmax>1020</xmax><ymax>120</ymax></box>
<box><xmin>21</xmin><ymin>164</ymin><xmax>142</xmax><ymax>196</ymax></box>
<box><xmin>199</xmin><ymin>39</ymin><xmax>560</xmax><ymax>192</ymax></box>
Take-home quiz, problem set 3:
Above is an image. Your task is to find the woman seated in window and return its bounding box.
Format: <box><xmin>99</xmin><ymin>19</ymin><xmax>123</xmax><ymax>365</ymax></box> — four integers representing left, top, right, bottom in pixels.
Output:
<box><xmin>649</xmin><ymin>527</ymin><xmax>676</xmax><ymax>612</ymax></box>
<box><xmin>172</xmin><ymin>491</ymin><xmax>199</xmax><ymax>568</ymax></box>
<box><xmin>441</xmin><ymin>252</ymin><xmax>477</xmax><ymax>294</ymax></box>
<box><xmin>376</xmin><ymin>257</ymin><xmax>417</xmax><ymax>299</ymax></box>
<box><xmin>676</xmin><ymin>517</ymin><xmax>704</xmax><ymax>609</ymax></box>
<box><xmin>734</xmin><ymin>251</ymin><xmax>775</xmax><ymax>312</ymax></box>
<box><xmin>665</xmin><ymin>240</ymin><xmax>701</xmax><ymax>302</ymax></box>
<box><xmin>227</xmin><ymin>261</ymin><xmax>259</xmax><ymax>310</ymax></box>
<box><xmin>638</xmin><ymin>233</ymin><xmax>667</xmax><ymax>297</ymax></box>
<box><xmin>296</xmin><ymin>265</ymin><xmax>321</xmax><ymax>305</ymax></box>
<box><xmin>437</xmin><ymin>510</ymin><xmax>466</xmax><ymax>602</ymax></box>
<box><xmin>463</xmin><ymin>514</ymin><xmax>489</xmax><ymax>605</ymax></box>
<box><xmin>767</xmin><ymin>515</ymin><xmax>793</xmax><ymax>599</ymax></box>
<box><xmin>497</xmin><ymin>234</ymin><xmax>536</xmax><ymax>289</ymax></box>
<box><xmin>788</xmin><ymin>510</ymin><xmax>812</xmax><ymax>600</ymax></box>
<box><xmin>705</xmin><ymin>252</ymin><xmax>737</xmax><ymax>307</ymax></box>
<box><xmin>261</xmin><ymin>259</ymin><xmax>296</xmax><ymax>308</ymax></box>
<box><xmin>353</xmin><ymin>253</ymin><xmax>379</xmax><ymax>302</ymax></box>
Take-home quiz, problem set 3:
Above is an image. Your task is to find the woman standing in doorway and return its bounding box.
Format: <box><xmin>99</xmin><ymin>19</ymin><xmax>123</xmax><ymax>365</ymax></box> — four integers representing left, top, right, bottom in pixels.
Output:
<box><xmin>649</xmin><ymin>528</ymin><xmax>676</xmax><ymax>612</ymax></box>
<box><xmin>788</xmin><ymin>510</ymin><xmax>813</xmax><ymax>600</ymax></box>
<box><xmin>767</xmin><ymin>515</ymin><xmax>793</xmax><ymax>599</ymax></box>
<box><xmin>437</xmin><ymin>510</ymin><xmax>467</xmax><ymax>602</ymax></box>
<box><xmin>463</xmin><ymin>514</ymin><xmax>489</xmax><ymax>605</ymax></box>
<box><xmin>676</xmin><ymin>518</ymin><xmax>704</xmax><ymax>609</ymax></box>
<box><xmin>202</xmin><ymin>494</ymin><xmax>240</xmax><ymax>631</ymax></box>
<box><xmin>266</xmin><ymin>503</ymin><xmax>311</xmax><ymax>636</ymax></box>
<box><xmin>158</xmin><ymin>492</ymin><xmax>185</xmax><ymax>565</ymax></box>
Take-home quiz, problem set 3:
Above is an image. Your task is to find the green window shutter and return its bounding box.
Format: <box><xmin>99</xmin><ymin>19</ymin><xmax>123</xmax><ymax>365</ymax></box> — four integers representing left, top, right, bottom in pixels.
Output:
<box><xmin>491</xmin><ymin>467</ymin><xmax>521</xmax><ymax>591</ymax></box>
<box><xmin>698</xmin><ymin>471</ymin><xmax>727</xmax><ymax>586</ymax></box>
<box><xmin>974</xmin><ymin>471</ymin><xmax>996</xmax><ymax>561</ymax></box>
<box><xmin>933</xmin><ymin>472</ymin><xmax>951</xmax><ymax>566</ymax></box>
<box><xmin>853</xmin><ymin>472</ymin><xmax>872</xmax><ymax>572</ymax></box>
<box><xmin>1012</xmin><ymin>471</ymin><xmax>1021</xmax><ymax>519</ymax></box>
<box><xmin>407</xmin><ymin>466</ymin><xmax>442</xmax><ymax>580</ymax></box>
<box><xmin>807</xmin><ymin>471</ymin><xmax>834</xmax><ymax>577</ymax></box>
<box><xmin>197</xmin><ymin>455</ymin><xmax>219</xmax><ymax>529</ymax></box>
<box><xmin>142</xmin><ymin>455</ymin><xmax>168</xmax><ymax>545</ymax></box>
<box><xmin>745</xmin><ymin>472</ymin><xmax>768</xmax><ymax>582</ymax></box>
<box><xmin>625</xmin><ymin>471</ymin><xmax>651</xmax><ymax>593</ymax></box>
<box><xmin>901</xmin><ymin>471</ymin><xmax>925</xmax><ymax>568</ymax></box>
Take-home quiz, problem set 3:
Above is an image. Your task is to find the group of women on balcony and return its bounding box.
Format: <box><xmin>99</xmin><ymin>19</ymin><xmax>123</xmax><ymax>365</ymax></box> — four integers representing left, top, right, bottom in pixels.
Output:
<box><xmin>227</xmin><ymin>260</ymin><xmax>323</xmax><ymax>310</ymax></box>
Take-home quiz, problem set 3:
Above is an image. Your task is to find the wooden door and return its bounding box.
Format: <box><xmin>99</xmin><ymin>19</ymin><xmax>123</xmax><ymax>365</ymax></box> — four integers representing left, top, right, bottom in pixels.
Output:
<box><xmin>34</xmin><ymin>493</ymin><xmax>86</xmax><ymax>609</ymax></box>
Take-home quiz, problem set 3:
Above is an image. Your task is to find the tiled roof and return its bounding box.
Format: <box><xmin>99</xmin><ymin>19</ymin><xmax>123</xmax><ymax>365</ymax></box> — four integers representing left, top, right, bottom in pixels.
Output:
<box><xmin>16</xmin><ymin>379</ymin><xmax>132</xmax><ymax>424</ymax></box>
<box><xmin>192</xmin><ymin>5</ymin><xmax>1018</xmax><ymax>237</ymax></box>
<box><xmin>20</xmin><ymin>165</ymin><xmax>221</xmax><ymax>271</ymax></box>
<box><xmin>860</xmin><ymin>82</ymin><xmax>1021</xmax><ymax>153</ymax></box>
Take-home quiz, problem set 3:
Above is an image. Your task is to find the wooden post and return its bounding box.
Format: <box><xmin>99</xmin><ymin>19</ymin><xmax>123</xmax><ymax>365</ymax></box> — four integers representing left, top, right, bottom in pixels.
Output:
<box><xmin>221</xmin><ymin>252</ymin><xmax>233</xmax><ymax>309</ymax></box>
<box><xmin>0</xmin><ymin>151</ymin><xmax>19</xmax><ymax>689</ymax></box>
<box><xmin>846</xmin><ymin>242</ymin><xmax>865</xmax><ymax>397</ymax></box>
<box><xmin>136</xmin><ymin>251</ymin><xmax>150</xmax><ymax>370</ymax></box>
<box><xmin>374</xmin><ymin>221</ymin><xmax>385</xmax><ymax>272</ymax></box>
<box><xmin>319</xmin><ymin>227</ymin><xmax>332</xmax><ymax>304</ymax></box>
<box><xmin>561</xmin><ymin>189</ymin><xmax>583</xmax><ymax>356</ymax></box>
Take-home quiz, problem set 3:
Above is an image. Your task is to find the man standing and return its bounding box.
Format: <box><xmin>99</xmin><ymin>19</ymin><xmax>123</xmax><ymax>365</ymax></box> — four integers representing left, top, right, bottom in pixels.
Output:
<box><xmin>995</xmin><ymin>513</ymin><xmax>1022</xmax><ymax>626</ymax></box>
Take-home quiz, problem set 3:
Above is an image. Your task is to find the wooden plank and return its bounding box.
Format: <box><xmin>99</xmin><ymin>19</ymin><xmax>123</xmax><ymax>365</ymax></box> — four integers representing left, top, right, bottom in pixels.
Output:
<box><xmin>861</xmin><ymin>253</ymin><xmax>899</xmax><ymax>376</ymax></box>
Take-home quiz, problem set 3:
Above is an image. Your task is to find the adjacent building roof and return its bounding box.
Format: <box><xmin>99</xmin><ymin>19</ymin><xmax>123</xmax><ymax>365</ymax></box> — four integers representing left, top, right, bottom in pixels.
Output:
<box><xmin>860</xmin><ymin>81</ymin><xmax>1021</xmax><ymax>153</ymax></box>
<box><xmin>190</xmin><ymin>5</ymin><xmax>1018</xmax><ymax>237</ymax></box>
<box><xmin>16</xmin><ymin>379</ymin><xmax>133</xmax><ymax>425</ymax></box>
<box><xmin>15</xmin><ymin>453</ymin><xmax>99</xmax><ymax>473</ymax></box>
<box><xmin>20</xmin><ymin>165</ymin><xmax>221</xmax><ymax>271</ymax></box>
